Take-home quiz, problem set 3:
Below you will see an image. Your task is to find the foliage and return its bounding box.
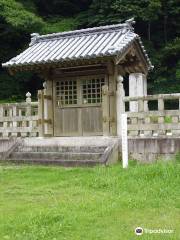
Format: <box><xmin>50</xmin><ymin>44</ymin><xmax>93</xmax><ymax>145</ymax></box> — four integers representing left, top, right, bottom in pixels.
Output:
<box><xmin>0</xmin><ymin>0</ymin><xmax>44</xmax><ymax>32</ymax></box>
<box><xmin>42</xmin><ymin>17</ymin><xmax>78</xmax><ymax>34</ymax></box>
<box><xmin>78</xmin><ymin>0</ymin><xmax>180</xmax><ymax>94</ymax></box>
<box><xmin>0</xmin><ymin>159</ymin><xmax>180</xmax><ymax>239</ymax></box>
<box><xmin>0</xmin><ymin>0</ymin><xmax>179</xmax><ymax>101</ymax></box>
<box><xmin>150</xmin><ymin>37</ymin><xmax>180</xmax><ymax>93</ymax></box>
<box><xmin>33</xmin><ymin>0</ymin><xmax>91</xmax><ymax>17</ymax></box>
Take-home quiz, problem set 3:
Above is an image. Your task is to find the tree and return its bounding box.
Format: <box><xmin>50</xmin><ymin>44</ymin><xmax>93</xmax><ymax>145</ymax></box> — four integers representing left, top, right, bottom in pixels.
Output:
<box><xmin>0</xmin><ymin>0</ymin><xmax>44</xmax><ymax>32</ymax></box>
<box><xmin>77</xmin><ymin>0</ymin><xmax>180</xmax><ymax>94</ymax></box>
<box><xmin>0</xmin><ymin>0</ymin><xmax>179</xmax><ymax>101</ymax></box>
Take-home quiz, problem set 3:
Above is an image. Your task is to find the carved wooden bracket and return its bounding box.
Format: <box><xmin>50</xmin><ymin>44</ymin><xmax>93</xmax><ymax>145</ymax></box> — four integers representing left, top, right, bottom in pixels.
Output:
<box><xmin>44</xmin><ymin>95</ymin><xmax>52</xmax><ymax>100</ymax></box>
<box><xmin>109</xmin><ymin>117</ymin><xmax>115</xmax><ymax>123</ymax></box>
<box><xmin>103</xmin><ymin>116</ymin><xmax>108</xmax><ymax>123</ymax></box>
<box><xmin>102</xmin><ymin>89</ymin><xmax>114</xmax><ymax>96</ymax></box>
<box><xmin>108</xmin><ymin>91</ymin><xmax>115</xmax><ymax>96</ymax></box>
<box><xmin>103</xmin><ymin>116</ymin><xmax>116</xmax><ymax>123</ymax></box>
<box><xmin>102</xmin><ymin>88</ymin><xmax>108</xmax><ymax>95</ymax></box>
<box><xmin>38</xmin><ymin>93</ymin><xmax>42</xmax><ymax>99</ymax></box>
<box><xmin>38</xmin><ymin>119</ymin><xmax>52</xmax><ymax>125</ymax></box>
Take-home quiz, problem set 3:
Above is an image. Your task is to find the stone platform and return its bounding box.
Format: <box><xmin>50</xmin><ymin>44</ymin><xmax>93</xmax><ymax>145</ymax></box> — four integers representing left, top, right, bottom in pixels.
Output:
<box><xmin>0</xmin><ymin>136</ymin><xmax>179</xmax><ymax>166</ymax></box>
<box><xmin>2</xmin><ymin>137</ymin><xmax>119</xmax><ymax>167</ymax></box>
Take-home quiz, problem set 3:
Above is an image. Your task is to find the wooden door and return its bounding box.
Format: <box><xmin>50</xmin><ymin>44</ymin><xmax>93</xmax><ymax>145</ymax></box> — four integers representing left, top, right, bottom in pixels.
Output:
<box><xmin>53</xmin><ymin>75</ymin><xmax>106</xmax><ymax>136</ymax></box>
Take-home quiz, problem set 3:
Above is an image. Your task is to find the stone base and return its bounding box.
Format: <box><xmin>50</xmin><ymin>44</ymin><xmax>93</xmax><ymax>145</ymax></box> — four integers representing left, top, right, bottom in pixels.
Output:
<box><xmin>1</xmin><ymin>136</ymin><xmax>179</xmax><ymax>164</ymax></box>
<box><xmin>21</xmin><ymin>136</ymin><xmax>180</xmax><ymax>163</ymax></box>
<box><xmin>127</xmin><ymin>137</ymin><xmax>180</xmax><ymax>163</ymax></box>
<box><xmin>2</xmin><ymin>136</ymin><xmax>119</xmax><ymax>167</ymax></box>
<box><xmin>22</xmin><ymin>136</ymin><xmax>118</xmax><ymax>147</ymax></box>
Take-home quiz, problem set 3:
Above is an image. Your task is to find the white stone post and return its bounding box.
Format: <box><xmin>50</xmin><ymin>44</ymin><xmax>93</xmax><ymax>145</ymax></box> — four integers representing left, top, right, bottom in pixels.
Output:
<box><xmin>2</xmin><ymin>107</ymin><xmax>9</xmax><ymax>137</ymax></box>
<box><xmin>26</xmin><ymin>92</ymin><xmax>32</xmax><ymax>116</ymax></box>
<box><xmin>116</xmin><ymin>75</ymin><xmax>125</xmax><ymax>136</ymax></box>
<box><xmin>0</xmin><ymin>106</ymin><xmax>3</xmax><ymax>118</ymax></box>
<box><xmin>12</xmin><ymin>105</ymin><xmax>17</xmax><ymax>137</ymax></box>
<box><xmin>143</xmin><ymin>74</ymin><xmax>148</xmax><ymax>111</ymax></box>
<box><xmin>121</xmin><ymin>113</ymin><xmax>128</xmax><ymax>168</ymax></box>
<box><xmin>26</xmin><ymin>92</ymin><xmax>31</xmax><ymax>103</ymax></box>
<box><xmin>9</xmin><ymin>108</ymin><xmax>13</xmax><ymax>128</ymax></box>
<box><xmin>129</xmin><ymin>73</ymin><xmax>147</xmax><ymax>112</ymax></box>
<box><xmin>26</xmin><ymin>92</ymin><xmax>34</xmax><ymax>137</ymax></box>
<box><xmin>0</xmin><ymin>105</ymin><xmax>3</xmax><ymax>137</ymax></box>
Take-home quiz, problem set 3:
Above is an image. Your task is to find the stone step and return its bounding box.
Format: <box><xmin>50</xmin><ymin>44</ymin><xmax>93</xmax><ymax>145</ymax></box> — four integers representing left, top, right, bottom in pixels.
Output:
<box><xmin>9</xmin><ymin>152</ymin><xmax>102</xmax><ymax>161</ymax></box>
<box><xmin>1</xmin><ymin>137</ymin><xmax>119</xmax><ymax>167</ymax></box>
<box><xmin>16</xmin><ymin>146</ymin><xmax>106</xmax><ymax>153</ymax></box>
<box><xmin>2</xmin><ymin>158</ymin><xmax>102</xmax><ymax>167</ymax></box>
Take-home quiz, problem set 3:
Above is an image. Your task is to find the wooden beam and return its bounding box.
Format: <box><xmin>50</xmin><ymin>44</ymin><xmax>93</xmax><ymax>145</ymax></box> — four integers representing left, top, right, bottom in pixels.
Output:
<box><xmin>6</xmin><ymin>55</ymin><xmax>115</xmax><ymax>74</ymax></box>
<box><xmin>114</xmin><ymin>46</ymin><xmax>133</xmax><ymax>65</ymax></box>
<box><xmin>117</xmin><ymin>65</ymin><xmax>126</xmax><ymax>76</ymax></box>
<box><xmin>8</xmin><ymin>68</ymin><xmax>15</xmax><ymax>76</ymax></box>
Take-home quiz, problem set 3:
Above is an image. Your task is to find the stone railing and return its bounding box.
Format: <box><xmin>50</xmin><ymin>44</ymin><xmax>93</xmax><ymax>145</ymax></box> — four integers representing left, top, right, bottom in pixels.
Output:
<box><xmin>0</xmin><ymin>93</ymin><xmax>38</xmax><ymax>138</ymax></box>
<box><xmin>123</xmin><ymin>93</ymin><xmax>180</xmax><ymax>137</ymax></box>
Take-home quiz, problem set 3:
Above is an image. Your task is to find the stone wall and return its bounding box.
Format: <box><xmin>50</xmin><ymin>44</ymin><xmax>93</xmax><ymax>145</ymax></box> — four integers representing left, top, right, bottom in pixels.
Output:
<box><xmin>126</xmin><ymin>137</ymin><xmax>180</xmax><ymax>162</ymax></box>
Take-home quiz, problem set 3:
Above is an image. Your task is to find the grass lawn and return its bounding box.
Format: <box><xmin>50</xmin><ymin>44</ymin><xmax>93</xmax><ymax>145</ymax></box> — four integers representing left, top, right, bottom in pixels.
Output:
<box><xmin>0</xmin><ymin>157</ymin><xmax>179</xmax><ymax>240</ymax></box>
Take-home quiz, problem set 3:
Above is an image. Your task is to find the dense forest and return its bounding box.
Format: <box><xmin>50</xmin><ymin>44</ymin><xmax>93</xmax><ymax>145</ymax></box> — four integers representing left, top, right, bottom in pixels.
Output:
<box><xmin>0</xmin><ymin>0</ymin><xmax>179</xmax><ymax>101</ymax></box>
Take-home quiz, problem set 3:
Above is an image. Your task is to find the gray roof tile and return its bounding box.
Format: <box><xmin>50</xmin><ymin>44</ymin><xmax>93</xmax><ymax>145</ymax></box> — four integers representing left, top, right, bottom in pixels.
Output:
<box><xmin>2</xmin><ymin>21</ymin><xmax>153</xmax><ymax>69</ymax></box>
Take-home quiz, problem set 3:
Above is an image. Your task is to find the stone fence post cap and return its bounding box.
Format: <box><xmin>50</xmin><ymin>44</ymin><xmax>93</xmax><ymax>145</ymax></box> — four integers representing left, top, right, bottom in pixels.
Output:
<box><xmin>26</xmin><ymin>92</ymin><xmax>31</xmax><ymax>97</ymax></box>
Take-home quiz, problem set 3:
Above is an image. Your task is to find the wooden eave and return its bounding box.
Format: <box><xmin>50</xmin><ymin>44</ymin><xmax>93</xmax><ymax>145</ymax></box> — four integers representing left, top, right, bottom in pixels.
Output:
<box><xmin>7</xmin><ymin>56</ymin><xmax>115</xmax><ymax>75</ymax></box>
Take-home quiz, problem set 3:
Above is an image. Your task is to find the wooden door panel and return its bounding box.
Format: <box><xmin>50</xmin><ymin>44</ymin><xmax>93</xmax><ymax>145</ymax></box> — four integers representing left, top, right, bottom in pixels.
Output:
<box><xmin>82</xmin><ymin>107</ymin><xmax>102</xmax><ymax>135</ymax></box>
<box><xmin>54</xmin><ymin>108</ymin><xmax>80</xmax><ymax>136</ymax></box>
<box><xmin>62</xmin><ymin>108</ymin><xmax>79</xmax><ymax>135</ymax></box>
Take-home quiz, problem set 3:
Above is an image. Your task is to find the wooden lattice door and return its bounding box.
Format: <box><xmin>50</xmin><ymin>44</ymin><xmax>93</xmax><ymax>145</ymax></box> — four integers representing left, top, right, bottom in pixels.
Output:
<box><xmin>54</xmin><ymin>75</ymin><xmax>106</xmax><ymax>136</ymax></box>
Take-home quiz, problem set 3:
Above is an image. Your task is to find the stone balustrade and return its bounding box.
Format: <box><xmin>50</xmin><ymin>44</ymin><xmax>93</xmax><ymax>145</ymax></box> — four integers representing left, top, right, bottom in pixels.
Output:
<box><xmin>123</xmin><ymin>93</ymin><xmax>180</xmax><ymax>137</ymax></box>
<box><xmin>0</xmin><ymin>90</ymin><xmax>180</xmax><ymax>138</ymax></box>
<box><xmin>0</xmin><ymin>93</ymin><xmax>38</xmax><ymax>138</ymax></box>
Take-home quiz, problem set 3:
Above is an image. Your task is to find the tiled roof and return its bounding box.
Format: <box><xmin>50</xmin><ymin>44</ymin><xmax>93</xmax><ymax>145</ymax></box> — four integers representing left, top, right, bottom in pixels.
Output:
<box><xmin>2</xmin><ymin>20</ymin><xmax>153</xmax><ymax>69</ymax></box>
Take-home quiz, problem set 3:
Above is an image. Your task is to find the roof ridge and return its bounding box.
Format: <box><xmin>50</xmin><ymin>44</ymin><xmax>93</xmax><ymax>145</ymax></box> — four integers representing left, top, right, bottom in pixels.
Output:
<box><xmin>29</xmin><ymin>21</ymin><xmax>135</xmax><ymax>46</ymax></box>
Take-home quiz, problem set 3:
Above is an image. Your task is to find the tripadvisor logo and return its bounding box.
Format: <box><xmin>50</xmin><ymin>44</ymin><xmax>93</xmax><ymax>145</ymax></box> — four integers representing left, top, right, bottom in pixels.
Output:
<box><xmin>135</xmin><ymin>227</ymin><xmax>143</xmax><ymax>236</ymax></box>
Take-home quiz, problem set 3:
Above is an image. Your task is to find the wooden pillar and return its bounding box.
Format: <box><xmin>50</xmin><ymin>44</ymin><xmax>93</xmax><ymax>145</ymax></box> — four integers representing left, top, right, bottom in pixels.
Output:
<box><xmin>38</xmin><ymin>89</ymin><xmax>44</xmax><ymax>137</ymax></box>
<box><xmin>116</xmin><ymin>75</ymin><xmax>125</xmax><ymax>137</ymax></box>
<box><xmin>102</xmin><ymin>85</ymin><xmax>110</xmax><ymax>136</ymax></box>
<box><xmin>43</xmin><ymin>78</ymin><xmax>53</xmax><ymax>137</ymax></box>
<box><xmin>107</xmin><ymin>61</ymin><xmax>116</xmax><ymax>135</ymax></box>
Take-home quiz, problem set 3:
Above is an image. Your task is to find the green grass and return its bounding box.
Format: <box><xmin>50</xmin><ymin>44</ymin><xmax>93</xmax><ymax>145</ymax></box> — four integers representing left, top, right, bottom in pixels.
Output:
<box><xmin>0</xmin><ymin>157</ymin><xmax>180</xmax><ymax>240</ymax></box>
